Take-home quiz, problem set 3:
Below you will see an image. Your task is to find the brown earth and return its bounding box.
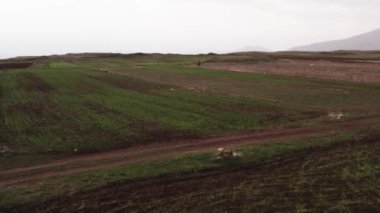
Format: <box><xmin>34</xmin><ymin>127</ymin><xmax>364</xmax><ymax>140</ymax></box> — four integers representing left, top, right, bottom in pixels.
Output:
<box><xmin>19</xmin><ymin>73</ymin><xmax>54</xmax><ymax>93</ymax></box>
<box><xmin>0</xmin><ymin>62</ymin><xmax>33</xmax><ymax>70</ymax></box>
<box><xmin>0</xmin><ymin>115</ymin><xmax>378</xmax><ymax>187</ymax></box>
<box><xmin>203</xmin><ymin>58</ymin><xmax>380</xmax><ymax>83</ymax></box>
<box><xmin>274</xmin><ymin>55</ymin><xmax>380</xmax><ymax>63</ymax></box>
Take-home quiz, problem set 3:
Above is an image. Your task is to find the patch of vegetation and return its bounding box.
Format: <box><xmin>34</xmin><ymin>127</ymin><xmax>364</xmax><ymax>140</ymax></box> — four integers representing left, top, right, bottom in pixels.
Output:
<box><xmin>0</xmin><ymin>62</ymin><xmax>322</xmax><ymax>154</ymax></box>
<box><xmin>49</xmin><ymin>61</ymin><xmax>78</xmax><ymax>68</ymax></box>
<box><xmin>113</xmin><ymin>62</ymin><xmax>380</xmax><ymax>112</ymax></box>
<box><xmin>0</xmin><ymin>52</ymin><xmax>379</xmax><ymax>212</ymax></box>
<box><xmin>0</xmin><ymin>128</ymin><xmax>377</xmax><ymax>211</ymax></box>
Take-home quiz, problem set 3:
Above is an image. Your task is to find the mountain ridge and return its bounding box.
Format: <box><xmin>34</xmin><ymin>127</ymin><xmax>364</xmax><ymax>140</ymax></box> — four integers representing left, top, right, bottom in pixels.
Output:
<box><xmin>291</xmin><ymin>28</ymin><xmax>380</xmax><ymax>51</ymax></box>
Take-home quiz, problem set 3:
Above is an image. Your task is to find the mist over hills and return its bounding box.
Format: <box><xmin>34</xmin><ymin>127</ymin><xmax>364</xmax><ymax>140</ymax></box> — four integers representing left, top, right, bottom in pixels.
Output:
<box><xmin>291</xmin><ymin>28</ymin><xmax>380</xmax><ymax>51</ymax></box>
<box><xmin>237</xmin><ymin>46</ymin><xmax>270</xmax><ymax>52</ymax></box>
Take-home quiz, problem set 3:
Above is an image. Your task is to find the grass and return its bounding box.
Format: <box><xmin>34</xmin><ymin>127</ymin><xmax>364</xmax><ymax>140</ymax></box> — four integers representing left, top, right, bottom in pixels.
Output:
<box><xmin>0</xmin><ymin>60</ymin><xmax>327</xmax><ymax>154</ymax></box>
<box><xmin>0</xmin><ymin>127</ymin><xmax>378</xmax><ymax>211</ymax></box>
<box><xmin>0</xmin><ymin>52</ymin><xmax>379</xmax><ymax>211</ymax></box>
<box><xmin>162</xmin><ymin>136</ymin><xmax>379</xmax><ymax>212</ymax></box>
<box><xmin>95</xmin><ymin>59</ymin><xmax>380</xmax><ymax>111</ymax></box>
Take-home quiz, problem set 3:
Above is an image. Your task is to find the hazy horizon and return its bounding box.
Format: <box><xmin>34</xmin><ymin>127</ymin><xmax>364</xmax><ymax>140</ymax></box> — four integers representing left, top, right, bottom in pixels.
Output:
<box><xmin>1</xmin><ymin>0</ymin><xmax>379</xmax><ymax>59</ymax></box>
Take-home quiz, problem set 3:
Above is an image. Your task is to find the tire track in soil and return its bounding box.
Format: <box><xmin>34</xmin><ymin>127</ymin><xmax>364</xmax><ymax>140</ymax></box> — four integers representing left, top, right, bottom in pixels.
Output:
<box><xmin>0</xmin><ymin>115</ymin><xmax>379</xmax><ymax>187</ymax></box>
<box><xmin>11</xmin><ymin>138</ymin><xmax>380</xmax><ymax>212</ymax></box>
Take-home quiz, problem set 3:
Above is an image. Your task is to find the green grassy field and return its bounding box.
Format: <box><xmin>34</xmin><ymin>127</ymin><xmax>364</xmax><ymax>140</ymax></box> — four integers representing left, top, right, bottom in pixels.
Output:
<box><xmin>0</xmin><ymin>52</ymin><xmax>379</xmax><ymax>211</ymax></box>
<box><xmin>0</xmin><ymin>65</ymin><xmax>301</xmax><ymax>153</ymax></box>
<box><xmin>1</xmin><ymin>54</ymin><xmax>379</xmax><ymax>155</ymax></box>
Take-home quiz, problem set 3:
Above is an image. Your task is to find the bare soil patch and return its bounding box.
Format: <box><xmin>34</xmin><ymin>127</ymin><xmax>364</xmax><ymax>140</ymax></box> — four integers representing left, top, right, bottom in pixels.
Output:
<box><xmin>18</xmin><ymin>73</ymin><xmax>54</xmax><ymax>93</ymax></box>
<box><xmin>0</xmin><ymin>62</ymin><xmax>33</xmax><ymax>70</ymax></box>
<box><xmin>274</xmin><ymin>55</ymin><xmax>380</xmax><ymax>63</ymax></box>
<box><xmin>203</xmin><ymin>58</ymin><xmax>380</xmax><ymax>83</ymax></box>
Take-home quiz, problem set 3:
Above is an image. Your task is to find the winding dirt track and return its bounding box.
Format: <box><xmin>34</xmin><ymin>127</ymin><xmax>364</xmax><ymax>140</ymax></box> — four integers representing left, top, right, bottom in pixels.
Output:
<box><xmin>0</xmin><ymin>116</ymin><xmax>379</xmax><ymax>188</ymax></box>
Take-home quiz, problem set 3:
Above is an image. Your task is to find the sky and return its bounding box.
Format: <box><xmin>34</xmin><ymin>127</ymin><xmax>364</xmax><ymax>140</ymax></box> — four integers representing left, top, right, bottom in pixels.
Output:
<box><xmin>1</xmin><ymin>0</ymin><xmax>379</xmax><ymax>58</ymax></box>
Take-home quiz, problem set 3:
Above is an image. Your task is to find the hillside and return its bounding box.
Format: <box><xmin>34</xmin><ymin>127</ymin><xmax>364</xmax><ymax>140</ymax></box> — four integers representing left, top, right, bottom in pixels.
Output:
<box><xmin>0</xmin><ymin>52</ymin><xmax>379</xmax><ymax>212</ymax></box>
<box><xmin>291</xmin><ymin>28</ymin><xmax>380</xmax><ymax>51</ymax></box>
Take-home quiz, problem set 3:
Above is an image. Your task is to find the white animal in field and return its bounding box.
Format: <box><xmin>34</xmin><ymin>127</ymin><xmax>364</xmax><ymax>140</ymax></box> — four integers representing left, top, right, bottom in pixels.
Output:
<box><xmin>328</xmin><ymin>112</ymin><xmax>344</xmax><ymax>120</ymax></box>
<box><xmin>215</xmin><ymin>147</ymin><xmax>243</xmax><ymax>159</ymax></box>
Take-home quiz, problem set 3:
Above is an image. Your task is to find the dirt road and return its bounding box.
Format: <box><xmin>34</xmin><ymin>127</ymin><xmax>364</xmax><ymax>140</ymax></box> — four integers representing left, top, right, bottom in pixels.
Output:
<box><xmin>24</xmin><ymin>137</ymin><xmax>379</xmax><ymax>213</ymax></box>
<box><xmin>0</xmin><ymin>116</ymin><xmax>379</xmax><ymax>187</ymax></box>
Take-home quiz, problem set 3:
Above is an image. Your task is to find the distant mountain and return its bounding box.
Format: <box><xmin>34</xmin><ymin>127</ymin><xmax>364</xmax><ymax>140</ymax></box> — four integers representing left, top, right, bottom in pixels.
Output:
<box><xmin>291</xmin><ymin>28</ymin><xmax>380</xmax><ymax>51</ymax></box>
<box><xmin>237</xmin><ymin>45</ymin><xmax>270</xmax><ymax>52</ymax></box>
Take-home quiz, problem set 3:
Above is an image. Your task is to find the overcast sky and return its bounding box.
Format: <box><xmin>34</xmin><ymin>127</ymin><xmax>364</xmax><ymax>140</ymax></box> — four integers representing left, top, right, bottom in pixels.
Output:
<box><xmin>1</xmin><ymin>0</ymin><xmax>379</xmax><ymax>58</ymax></box>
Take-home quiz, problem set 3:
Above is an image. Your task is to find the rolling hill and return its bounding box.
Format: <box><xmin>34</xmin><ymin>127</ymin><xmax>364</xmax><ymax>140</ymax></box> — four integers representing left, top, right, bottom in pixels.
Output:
<box><xmin>291</xmin><ymin>28</ymin><xmax>380</xmax><ymax>51</ymax></box>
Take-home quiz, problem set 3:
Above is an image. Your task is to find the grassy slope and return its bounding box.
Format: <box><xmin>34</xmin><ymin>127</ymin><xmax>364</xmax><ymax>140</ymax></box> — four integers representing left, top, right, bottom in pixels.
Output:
<box><xmin>0</xmin><ymin>59</ymin><xmax>339</xmax><ymax>154</ymax></box>
<box><xmin>114</xmin><ymin>62</ymin><xmax>380</xmax><ymax>112</ymax></box>
<box><xmin>1</xmin><ymin>127</ymin><xmax>378</xmax><ymax>211</ymax></box>
<box><xmin>0</xmin><ymin>54</ymin><xmax>379</xmax><ymax>165</ymax></box>
<box><xmin>0</xmin><ymin>54</ymin><xmax>379</xmax><ymax>211</ymax></box>
<box><xmin>117</xmin><ymin>135</ymin><xmax>379</xmax><ymax>212</ymax></box>
<box><xmin>79</xmin><ymin>56</ymin><xmax>380</xmax><ymax>111</ymax></box>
